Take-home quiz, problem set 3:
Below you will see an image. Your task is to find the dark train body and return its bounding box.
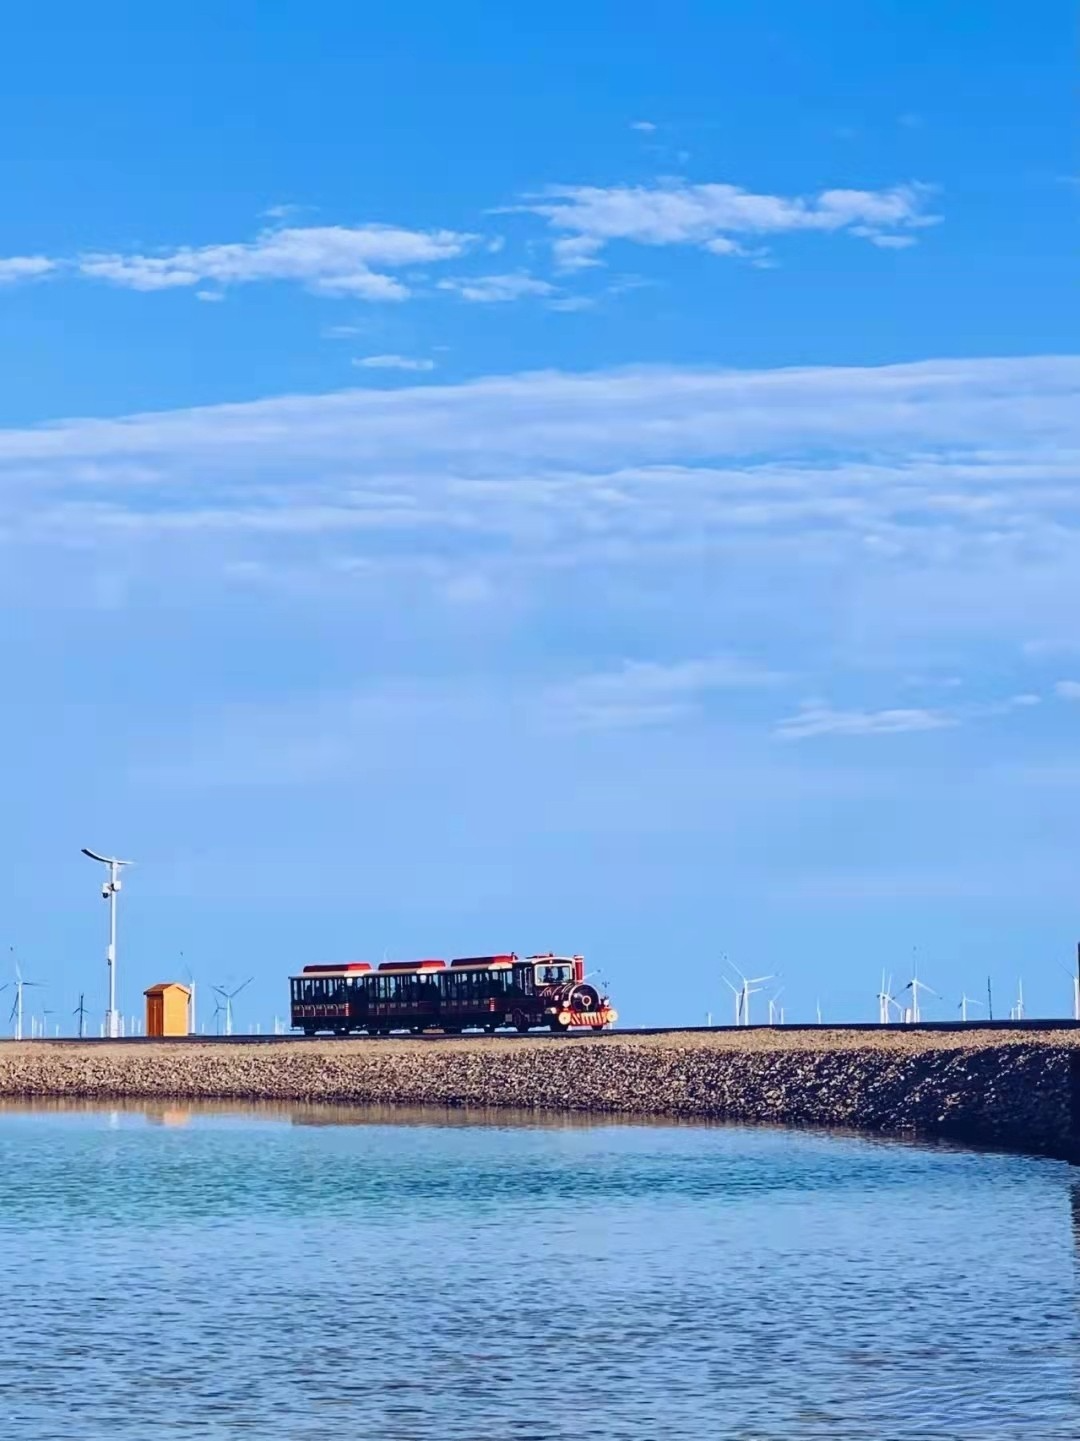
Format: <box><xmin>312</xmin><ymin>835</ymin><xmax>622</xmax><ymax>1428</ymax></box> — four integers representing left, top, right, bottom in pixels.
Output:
<box><xmin>289</xmin><ymin>953</ymin><xmax>616</xmax><ymax>1035</ymax></box>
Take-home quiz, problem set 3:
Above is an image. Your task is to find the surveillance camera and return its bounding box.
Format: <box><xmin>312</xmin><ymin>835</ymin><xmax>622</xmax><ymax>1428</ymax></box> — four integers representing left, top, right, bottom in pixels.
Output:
<box><xmin>101</xmin><ymin>884</ymin><xmax>111</xmax><ymax>899</ymax></box>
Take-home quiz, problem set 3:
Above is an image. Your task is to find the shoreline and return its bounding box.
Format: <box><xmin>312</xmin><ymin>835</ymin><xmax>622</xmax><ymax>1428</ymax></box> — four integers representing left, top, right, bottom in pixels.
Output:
<box><xmin>1</xmin><ymin>1028</ymin><xmax>1078</xmax><ymax>1159</ymax></box>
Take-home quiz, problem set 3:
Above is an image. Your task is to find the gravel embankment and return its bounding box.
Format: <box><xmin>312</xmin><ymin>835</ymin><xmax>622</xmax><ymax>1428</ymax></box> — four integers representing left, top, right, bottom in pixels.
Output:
<box><xmin>0</xmin><ymin>1028</ymin><xmax>1077</xmax><ymax>1155</ymax></box>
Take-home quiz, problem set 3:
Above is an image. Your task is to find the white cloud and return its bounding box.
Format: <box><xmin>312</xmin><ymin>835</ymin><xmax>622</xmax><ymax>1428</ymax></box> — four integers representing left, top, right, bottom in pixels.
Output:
<box><xmin>546</xmin><ymin>294</ymin><xmax>596</xmax><ymax>313</ymax></box>
<box><xmin>548</xmin><ymin>656</ymin><xmax>783</xmax><ymax>730</ymax></box>
<box><xmin>436</xmin><ymin>273</ymin><xmax>557</xmax><ymax>303</ymax></box>
<box><xmin>2</xmin><ymin>354</ymin><xmax>1079</xmax><ymax>664</ymax></box>
<box><xmin>776</xmin><ymin>688</ymin><xmax>1046</xmax><ymax>739</ymax></box>
<box><xmin>630</xmin><ymin>120</ymin><xmax>657</xmax><ymax>133</ymax></box>
<box><xmin>77</xmin><ymin>223</ymin><xmax>478</xmax><ymax>300</ymax></box>
<box><xmin>353</xmin><ymin>354</ymin><xmax>436</xmax><ymax>372</ymax></box>
<box><xmin>0</xmin><ymin>256</ymin><xmax>55</xmax><ymax>283</ymax></box>
<box><xmin>551</xmin><ymin>235</ymin><xmax>606</xmax><ymax>272</ymax></box>
<box><xmin>1054</xmin><ymin>680</ymin><xmax>1080</xmax><ymax>700</ymax></box>
<box><xmin>517</xmin><ymin>179</ymin><xmax>939</xmax><ymax>267</ymax></box>
<box><xmin>776</xmin><ymin>703</ymin><xmax>956</xmax><ymax>740</ymax></box>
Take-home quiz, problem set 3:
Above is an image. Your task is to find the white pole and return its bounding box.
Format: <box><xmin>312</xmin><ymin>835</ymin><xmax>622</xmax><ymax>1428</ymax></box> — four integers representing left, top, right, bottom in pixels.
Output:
<box><xmin>16</xmin><ymin>981</ymin><xmax>23</xmax><ymax>1042</ymax></box>
<box><xmin>190</xmin><ymin>980</ymin><xmax>196</xmax><ymax>1035</ymax></box>
<box><xmin>106</xmin><ymin>860</ymin><xmax>119</xmax><ymax>1040</ymax></box>
<box><xmin>1073</xmin><ymin>974</ymin><xmax>1079</xmax><ymax>1022</ymax></box>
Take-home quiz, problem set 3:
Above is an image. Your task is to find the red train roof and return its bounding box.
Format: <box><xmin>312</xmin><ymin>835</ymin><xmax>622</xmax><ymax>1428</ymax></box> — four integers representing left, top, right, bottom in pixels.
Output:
<box><xmin>451</xmin><ymin>954</ymin><xmax>517</xmax><ymax>966</ymax></box>
<box><xmin>302</xmin><ymin>962</ymin><xmax>373</xmax><ymax>974</ymax></box>
<box><xmin>378</xmin><ymin>959</ymin><xmax>446</xmax><ymax>972</ymax></box>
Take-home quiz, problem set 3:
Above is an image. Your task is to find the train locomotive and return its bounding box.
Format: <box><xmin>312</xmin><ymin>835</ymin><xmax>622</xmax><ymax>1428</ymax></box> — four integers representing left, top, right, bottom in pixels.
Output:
<box><xmin>289</xmin><ymin>953</ymin><xmax>617</xmax><ymax>1035</ymax></box>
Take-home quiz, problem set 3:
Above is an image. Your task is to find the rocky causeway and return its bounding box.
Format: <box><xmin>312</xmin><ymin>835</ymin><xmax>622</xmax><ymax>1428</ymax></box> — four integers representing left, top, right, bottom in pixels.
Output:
<box><xmin>1</xmin><ymin>1027</ymin><xmax>1078</xmax><ymax>1157</ymax></box>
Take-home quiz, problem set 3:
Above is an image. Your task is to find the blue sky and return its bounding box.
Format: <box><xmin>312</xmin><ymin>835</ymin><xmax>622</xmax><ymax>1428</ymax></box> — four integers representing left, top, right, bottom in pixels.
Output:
<box><xmin>2</xmin><ymin>1</ymin><xmax>1078</xmax><ymax>1031</ymax></box>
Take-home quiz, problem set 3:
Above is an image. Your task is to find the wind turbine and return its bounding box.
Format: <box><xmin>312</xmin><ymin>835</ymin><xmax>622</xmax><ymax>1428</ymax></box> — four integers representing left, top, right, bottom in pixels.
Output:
<box><xmin>1010</xmin><ymin>979</ymin><xmax>1025</xmax><ymax>1021</ymax></box>
<box><xmin>724</xmin><ymin>961</ymin><xmax>775</xmax><ymax>1027</ymax></box>
<box><xmin>959</xmin><ymin>993</ymin><xmax>983</xmax><ymax>1023</ymax></box>
<box><xmin>181</xmin><ymin>952</ymin><xmax>197</xmax><ymax>1036</ymax></box>
<box><xmin>213</xmin><ymin>978</ymin><xmax>253</xmax><ymax>1038</ymax></box>
<box><xmin>73</xmin><ymin>994</ymin><xmax>88</xmax><ymax>1039</ymax></box>
<box><xmin>81</xmin><ymin>848</ymin><xmax>134</xmax><ymax>1040</ymax></box>
<box><xmin>767</xmin><ymin>986</ymin><xmax>785</xmax><ymax>1026</ymax></box>
<box><xmin>877</xmin><ymin>972</ymin><xmax>901</xmax><ymax>1024</ymax></box>
<box><xmin>722</xmin><ymin>976</ymin><xmax>743</xmax><ymax>1025</ymax></box>
<box><xmin>903</xmin><ymin>962</ymin><xmax>937</xmax><ymax>1023</ymax></box>
<box><xmin>1</xmin><ymin>954</ymin><xmax>43</xmax><ymax>1042</ymax></box>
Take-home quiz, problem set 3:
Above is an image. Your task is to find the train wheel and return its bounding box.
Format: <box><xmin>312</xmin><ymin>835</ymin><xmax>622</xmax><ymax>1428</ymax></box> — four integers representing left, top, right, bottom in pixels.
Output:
<box><xmin>303</xmin><ymin>1025</ymin><xmax>317</xmax><ymax>1037</ymax></box>
<box><xmin>515</xmin><ymin>1022</ymin><xmax>531</xmax><ymax>1033</ymax></box>
<box><xmin>549</xmin><ymin>1019</ymin><xmax>568</xmax><ymax>1033</ymax></box>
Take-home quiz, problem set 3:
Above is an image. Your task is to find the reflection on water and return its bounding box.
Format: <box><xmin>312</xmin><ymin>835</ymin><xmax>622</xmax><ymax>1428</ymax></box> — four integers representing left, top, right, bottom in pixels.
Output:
<box><xmin>0</xmin><ymin>1102</ymin><xmax>1077</xmax><ymax>1439</ymax></box>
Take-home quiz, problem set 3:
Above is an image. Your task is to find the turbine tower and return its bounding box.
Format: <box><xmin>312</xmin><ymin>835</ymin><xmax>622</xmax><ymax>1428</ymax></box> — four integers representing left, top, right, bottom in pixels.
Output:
<box><xmin>958</xmin><ymin>993</ymin><xmax>983</xmax><ymax>1023</ymax></box>
<box><xmin>81</xmin><ymin>848</ymin><xmax>134</xmax><ymax>1040</ymax></box>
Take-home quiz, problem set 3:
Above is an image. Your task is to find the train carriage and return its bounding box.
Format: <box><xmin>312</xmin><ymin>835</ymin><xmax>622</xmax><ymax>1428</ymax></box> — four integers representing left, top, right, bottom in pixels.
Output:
<box><xmin>289</xmin><ymin>952</ymin><xmax>616</xmax><ymax>1036</ymax></box>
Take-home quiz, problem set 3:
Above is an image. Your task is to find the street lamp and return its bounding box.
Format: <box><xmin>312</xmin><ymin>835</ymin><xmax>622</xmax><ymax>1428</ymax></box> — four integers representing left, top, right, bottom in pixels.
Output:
<box><xmin>81</xmin><ymin>848</ymin><xmax>134</xmax><ymax>1039</ymax></box>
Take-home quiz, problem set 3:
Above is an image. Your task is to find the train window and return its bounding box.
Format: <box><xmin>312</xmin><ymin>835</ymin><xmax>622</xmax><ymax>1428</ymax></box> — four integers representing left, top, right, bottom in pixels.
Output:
<box><xmin>536</xmin><ymin>963</ymin><xmax>572</xmax><ymax>985</ymax></box>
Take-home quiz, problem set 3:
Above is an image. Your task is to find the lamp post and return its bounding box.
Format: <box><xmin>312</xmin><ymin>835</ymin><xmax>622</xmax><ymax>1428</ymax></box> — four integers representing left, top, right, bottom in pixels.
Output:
<box><xmin>81</xmin><ymin>848</ymin><xmax>133</xmax><ymax>1040</ymax></box>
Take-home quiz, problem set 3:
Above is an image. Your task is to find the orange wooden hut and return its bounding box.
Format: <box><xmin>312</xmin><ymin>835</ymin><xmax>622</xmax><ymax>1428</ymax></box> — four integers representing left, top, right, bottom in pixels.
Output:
<box><xmin>144</xmin><ymin>982</ymin><xmax>191</xmax><ymax>1038</ymax></box>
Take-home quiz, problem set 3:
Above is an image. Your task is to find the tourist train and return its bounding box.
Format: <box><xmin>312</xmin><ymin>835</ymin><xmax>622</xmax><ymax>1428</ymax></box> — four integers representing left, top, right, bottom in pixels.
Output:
<box><xmin>289</xmin><ymin>953</ymin><xmax>617</xmax><ymax>1035</ymax></box>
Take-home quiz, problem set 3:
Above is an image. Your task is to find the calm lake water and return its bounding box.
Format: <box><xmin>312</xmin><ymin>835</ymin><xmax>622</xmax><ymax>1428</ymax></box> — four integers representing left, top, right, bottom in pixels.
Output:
<box><xmin>0</xmin><ymin>1103</ymin><xmax>1076</xmax><ymax>1440</ymax></box>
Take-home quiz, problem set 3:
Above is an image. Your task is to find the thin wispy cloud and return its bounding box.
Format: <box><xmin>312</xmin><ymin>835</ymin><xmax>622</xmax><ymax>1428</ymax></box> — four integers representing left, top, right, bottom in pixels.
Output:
<box><xmin>76</xmin><ymin>223</ymin><xmax>478</xmax><ymax>300</ymax></box>
<box><xmin>548</xmin><ymin>655</ymin><xmax>784</xmax><ymax>730</ymax></box>
<box><xmin>516</xmin><ymin>179</ymin><xmax>940</xmax><ymax>268</ymax></box>
<box><xmin>0</xmin><ymin>256</ymin><xmax>55</xmax><ymax>283</ymax></box>
<box><xmin>352</xmin><ymin>354</ymin><xmax>436</xmax><ymax>372</ymax></box>
<box><xmin>776</xmin><ymin>703</ymin><xmax>956</xmax><ymax>740</ymax></box>
<box><xmin>2</xmin><ymin>354</ymin><xmax>1079</xmax><ymax>720</ymax></box>
<box><xmin>776</xmin><ymin>689</ymin><xmax>1045</xmax><ymax>741</ymax></box>
<box><xmin>1054</xmin><ymin>680</ymin><xmax>1080</xmax><ymax>700</ymax></box>
<box><xmin>1</xmin><ymin>358</ymin><xmax>1077</xmax><ymax>562</ymax></box>
<box><xmin>436</xmin><ymin>273</ymin><xmax>557</xmax><ymax>303</ymax></box>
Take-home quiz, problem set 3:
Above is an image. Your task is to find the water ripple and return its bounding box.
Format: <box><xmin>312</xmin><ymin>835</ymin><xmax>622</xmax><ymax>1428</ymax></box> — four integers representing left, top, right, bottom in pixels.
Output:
<box><xmin>0</xmin><ymin>1105</ymin><xmax>1076</xmax><ymax>1439</ymax></box>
